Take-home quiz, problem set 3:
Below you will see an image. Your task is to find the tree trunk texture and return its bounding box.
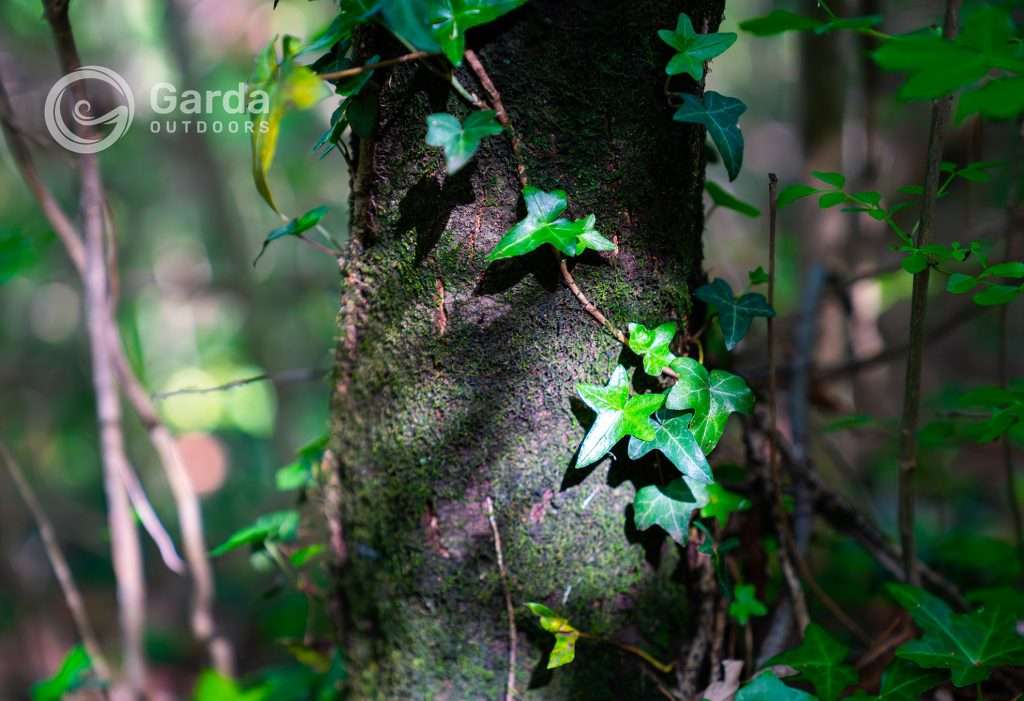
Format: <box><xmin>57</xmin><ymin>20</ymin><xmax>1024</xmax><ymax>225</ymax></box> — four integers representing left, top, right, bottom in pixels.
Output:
<box><xmin>330</xmin><ymin>2</ymin><xmax>723</xmax><ymax>697</ymax></box>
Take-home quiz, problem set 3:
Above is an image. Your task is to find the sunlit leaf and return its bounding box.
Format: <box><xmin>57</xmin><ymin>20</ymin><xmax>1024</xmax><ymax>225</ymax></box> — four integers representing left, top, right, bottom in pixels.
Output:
<box><xmin>486</xmin><ymin>187</ymin><xmax>614</xmax><ymax>261</ymax></box>
<box><xmin>658</xmin><ymin>12</ymin><xmax>737</xmax><ymax>81</ymax></box>
<box><xmin>633</xmin><ymin>477</ymin><xmax>709</xmax><ymax>544</ymax></box>
<box><xmin>575</xmin><ymin>366</ymin><xmax>664</xmax><ymax>468</ymax></box>
<box><xmin>627</xmin><ymin>321</ymin><xmax>677</xmax><ymax>375</ymax></box>
<box><xmin>426</xmin><ymin>110</ymin><xmax>503</xmax><ymax>174</ymax></box>
<box><xmin>627</xmin><ymin>415</ymin><xmax>713</xmax><ymax>484</ymax></box>
<box><xmin>211</xmin><ymin>510</ymin><xmax>300</xmax><ymax>556</ymax></box>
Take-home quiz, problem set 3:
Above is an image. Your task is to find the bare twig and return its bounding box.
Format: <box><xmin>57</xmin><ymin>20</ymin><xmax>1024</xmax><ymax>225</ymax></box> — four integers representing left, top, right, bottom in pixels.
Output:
<box><xmin>896</xmin><ymin>0</ymin><xmax>961</xmax><ymax>586</ymax></box>
<box><xmin>0</xmin><ymin>441</ymin><xmax>112</xmax><ymax>683</ymax></box>
<box><xmin>316</xmin><ymin>51</ymin><xmax>432</xmax><ymax>81</ymax></box>
<box><xmin>767</xmin><ymin>174</ymin><xmax>810</xmax><ymax>636</ymax></box>
<box><xmin>40</xmin><ymin>2</ymin><xmax>148</xmax><ymax>690</ymax></box>
<box><xmin>485</xmin><ymin>497</ymin><xmax>518</xmax><ymax>701</ymax></box>
<box><xmin>153</xmin><ymin>367</ymin><xmax>327</xmax><ymax>400</ymax></box>
<box><xmin>677</xmin><ymin>554</ymin><xmax>716</xmax><ymax>700</ymax></box>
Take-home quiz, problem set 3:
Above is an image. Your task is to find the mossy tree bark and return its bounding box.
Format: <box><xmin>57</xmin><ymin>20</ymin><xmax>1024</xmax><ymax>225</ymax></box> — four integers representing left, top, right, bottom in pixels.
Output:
<box><xmin>329</xmin><ymin>2</ymin><xmax>724</xmax><ymax>697</ymax></box>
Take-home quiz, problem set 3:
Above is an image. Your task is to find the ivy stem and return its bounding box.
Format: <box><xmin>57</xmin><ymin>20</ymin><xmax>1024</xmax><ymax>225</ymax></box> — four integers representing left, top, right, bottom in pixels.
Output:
<box><xmin>897</xmin><ymin>0</ymin><xmax>961</xmax><ymax>587</ymax></box>
<box><xmin>767</xmin><ymin>173</ymin><xmax>811</xmax><ymax>635</ymax></box>
<box><xmin>576</xmin><ymin>631</ymin><xmax>674</xmax><ymax>674</ymax></box>
<box><xmin>316</xmin><ymin>50</ymin><xmax>432</xmax><ymax>81</ymax></box>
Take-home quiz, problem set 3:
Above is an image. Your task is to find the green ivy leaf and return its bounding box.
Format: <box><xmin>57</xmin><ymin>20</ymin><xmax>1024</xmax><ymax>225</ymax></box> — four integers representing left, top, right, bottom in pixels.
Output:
<box><xmin>430</xmin><ymin>0</ymin><xmax>527</xmax><ymax>65</ymax></box>
<box><xmin>426</xmin><ymin>110</ymin><xmax>503</xmax><ymax>174</ymax></box>
<box><xmin>526</xmin><ymin>603</ymin><xmax>579</xmax><ymax>669</ymax></box>
<box><xmin>729</xmin><ymin>583</ymin><xmax>767</xmax><ymax>625</ymax></box>
<box><xmin>673</xmin><ymin>91</ymin><xmax>746</xmax><ymax>181</ymax></box>
<box><xmin>627</xmin><ymin>415</ymin><xmax>713</xmax><ymax>485</ymax></box>
<box><xmin>633</xmin><ymin>477</ymin><xmax>709</xmax><ymax>544</ymax></box>
<box><xmin>696</xmin><ymin>278</ymin><xmax>775</xmax><ymax>350</ymax></box>
<box><xmin>846</xmin><ymin>660</ymin><xmax>944</xmax><ymax>701</ymax></box>
<box><xmin>739</xmin><ymin>10</ymin><xmax>824</xmax><ymax>36</ymax></box>
<box><xmin>253</xmin><ymin>205</ymin><xmax>329</xmax><ymax>265</ymax></box>
<box><xmin>887</xmin><ymin>582</ymin><xmax>1024</xmax><ymax>686</ymax></box>
<box><xmin>378</xmin><ymin>0</ymin><xmax>444</xmax><ymax>52</ymax></box>
<box><xmin>32</xmin><ymin>646</ymin><xmax>93</xmax><ymax>701</ymax></box>
<box><xmin>700</xmin><ymin>482</ymin><xmax>751</xmax><ymax>528</ymax></box>
<box><xmin>575</xmin><ymin>366</ymin><xmax>664</xmax><ymax>469</ymax></box>
<box><xmin>748</xmin><ymin>266</ymin><xmax>769</xmax><ymax>285</ymax></box>
<box><xmin>627</xmin><ymin>321</ymin><xmax>677</xmax><ymax>375</ymax></box>
<box><xmin>767</xmin><ymin>623</ymin><xmax>857</xmax><ymax>701</ymax></box>
<box><xmin>706</xmin><ymin>181</ymin><xmax>761</xmax><ymax>218</ymax></box>
<box><xmin>486</xmin><ymin>187</ymin><xmax>614</xmax><ymax>261</ymax></box>
<box><xmin>211</xmin><ymin>510</ymin><xmax>300</xmax><ymax>557</ymax></box>
<box><xmin>666</xmin><ymin>358</ymin><xmax>753</xmax><ymax>454</ymax></box>
<box><xmin>777</xmin><ymin>183</ymin><xmax>819</xmax><ymax>208</ymax></box>
<box><xmin>658</xmin><ymin>12</ymin><xmax>737</xmax><ymax>81</ymax></box>
<box><xmin>736</xmin><ymin>672</ymin><xmax>816</xmax><ymax>701</ymax></box>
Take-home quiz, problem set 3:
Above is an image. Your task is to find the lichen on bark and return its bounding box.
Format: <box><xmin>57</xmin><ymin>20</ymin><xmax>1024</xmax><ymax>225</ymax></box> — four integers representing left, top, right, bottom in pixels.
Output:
<box><xmin>329</xmin><ymin>1</ymin><xmax>723</xmax><ymax>697</ymax></box>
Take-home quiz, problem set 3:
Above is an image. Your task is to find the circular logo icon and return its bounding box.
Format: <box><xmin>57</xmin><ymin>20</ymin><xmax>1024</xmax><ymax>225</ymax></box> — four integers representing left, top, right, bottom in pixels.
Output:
<box><xmin>44</xmin><ymin>66</ymin><xmax>134</xmax><ymax>154</ymax></box>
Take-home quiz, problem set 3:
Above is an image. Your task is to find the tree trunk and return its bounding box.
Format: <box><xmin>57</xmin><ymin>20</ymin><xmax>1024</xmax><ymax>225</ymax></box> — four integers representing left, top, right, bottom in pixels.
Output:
<box><xmin>330</xmin><ymin>2</ymin><xmax>722</xmax><ymax>697</ymax></box>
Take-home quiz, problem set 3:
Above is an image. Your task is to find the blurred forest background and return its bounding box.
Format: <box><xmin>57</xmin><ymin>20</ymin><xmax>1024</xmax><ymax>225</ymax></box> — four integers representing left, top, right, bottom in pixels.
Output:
<box><xmin>0</xmin><ymin>0</ymin><xmax>1021</xmax><ymax>697</ymax></box>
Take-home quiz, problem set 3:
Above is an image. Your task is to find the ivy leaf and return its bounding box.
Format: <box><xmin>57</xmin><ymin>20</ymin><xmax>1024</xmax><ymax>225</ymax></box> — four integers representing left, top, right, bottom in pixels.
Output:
<box><xmin>627</xmin><ymin>321</ymin><xmax>677</xmax><ymax>375</ymax></box>
<box><xmin>248</xmin><ymin>38</ymin><xmax>329</xmax><ymax>213</ymax></box>
<box><xmin>700</xmin><ymin>482</ymin><xmax>751</xmax><ymax>528</ymax></box>
<box><xmin>211</xmin><ymin>510</ymin><xmax>300</xmax><ymax>556</ymax></box>
<box><xmin>430</xmin><ymin>0</ymin><xmax>527</xmax><ymax>65</ymax></box>
<box><xmin>767</xmin><ymin>623</ymin><xmax>857</xmax><ymax>701</ymax></box>
<box><xmin>253</xmin><ymin>205</ymin><xmax>329</xmax><ymax>265</ymax></box>
<box><xmin>526</xmin><ymin>603</ymin><xmax>580</xmax><ymax>669</ymax></box>
<box><xmin>627</xmin><ymin>415</ymin><xmax>713</xmax><ymax>485</ymax></box>
<box><xmin>426</xmin><ymin>110</ymin><xmax>503</xmax><ymax>174</ymax></box>
<box><xmin>729</xmin><ymin>584</ymin><xmax>767</xmax><ymax>625</ymax></box>
<box><xmin>665</xmin><ymin>357</ymin><xmax>711</xmax><ymax>416</ymax></box>
<box><xmin>706</xmin><ymin>181</ymin><xmax>761</xmax><ymax>218</ymax></box>
<box><xmin>633</xmin><ymin>477</ymin><xmax>709</xmax><ymax>544</ymax></box>
<box><xmin>739</xmin><ymin>10</ymin><xmax>824</xmax><ymax>36</ymax></box>
<box><xmin>673</xmin><ymin>91</ymin><xmax>746</xmax><ymax>181</ymax></box>
<box><xmin>665</xmin><ymin>358</ymin><xmax>753</xmax><ymax>454</ymax></box>
<box><xmin>378</xmin><ymin>0</ymin><xmax>443</xmax><ymax>53</ymax></box>
<box><xmin>658</xmin><ymin>12</ymin><xmax>737</xmax><ymax>81</ymax></box>
<box><xmin>696</xmin><ymin>278</ymin><xmax>775</xmax><ymax>350</ymax></box>
<box><xmin>846</xmin><ymin>660</ymin><xmax>944</xmax><ymax>701</ymax></box>
<box><xmin>887</xmin><ymin>582</ymin><xmax>1024</xmax><ymax>686</ymax></box>
<box><xmin>575</xmin><ymin>366</ymin><xmax>664</xmax><ymax>469</ymax></box>
<box><xmin>748</xmin><ymin>266</ymin><xmax>769</xmax><ymax>286</ymax></box>
<box><xmin>31</xmin><ymin>646</ymin><xmax>93</xmax><ymax>701</ymax></box>
<box><xmin>736</xmin><ymin>672</ymin><xmax>816</xmax><ymax>701</ymax></box>
<box><xmin>777</xmin><ymin>183</ymin><xmax>819</xmax><ymax>209</ymax></box>
<box><xmin>486</xmin><ymin>187</ymin><xmax>615</xmax><ymax>261</ymax></box>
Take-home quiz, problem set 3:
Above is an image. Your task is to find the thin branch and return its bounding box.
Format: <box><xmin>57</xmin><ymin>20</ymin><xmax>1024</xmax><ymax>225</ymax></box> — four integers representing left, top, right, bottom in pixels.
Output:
<box><xmin>485</xmin><ymin>497</ymin><xmax>518</xmax><ymax>701</ymax></box>
<box><xmin>896</xmin><ymin>0</ymin><xmax>961</xmax><ymax>586</ymax></box>
<box><xmin>153</xmin><ymin>367</ymin><xmax>327</xmax><ymax>400</ymax></box>
<box><xmin>316</xmin><ymin>51</ymin><xmax>432</xmax><ymax>81</ymax></box>
<box><xmin>41</xmin><ymin>1</ymin><xmax>149</xmax><ymax>690</ymax></box>
<box><xmin>0</xmin><ymin>440</ymin><xmax>112</xmax><ymax>684</ymax></box>
<box><xmin>767</xmin><ymin>173</ymin><xmax>810</xmax><ymax>635</ymax></box>
<box><xmin>677</xmin><ymin>553</ymin><xmax>716</xmax><ymax>700</ymax></box>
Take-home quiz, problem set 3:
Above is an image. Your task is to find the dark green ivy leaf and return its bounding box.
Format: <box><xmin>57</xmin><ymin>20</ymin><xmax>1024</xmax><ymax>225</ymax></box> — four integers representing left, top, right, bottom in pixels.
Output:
<box><xmin>767</xmin><ymin>623</ymin><xmax>857</xmax><ymax>701</ymax></box>
<box><xmin>430</xmin><ymin>0</ymin><xmax>528</xmax><ymax>65</ymax></box>
<box><xmin>700</xmin><ymin>482</ymin><xmax>751</xmax><ymax>527</ymax></box>
<box><xmin>846</xmin><ymin>660</ymin><xmax>945</xmax><ymax>701</ymax></box>
<box><xmin>737</xmin><ymin>672</ymin><xmax>817</xmax><ymax>701</ymax></box>
<box><xmin>706</xmin><ymin>181</ymin><xmax>761</xmax><ymax>218</ymax></box>
<box><xmin>658</xmin><ymin>12</ymin><xmax>737</xmax><ymax>81</ymax></box>
<box><xmin>426</xmin><ymin>110</ymin><xmax>503</xmax><ymax>174</ymax></box>
<box><xmin>253</xmin><ymin>205</ymin><xmax>330</xmax><ymax>265</ymax></box>
<box><xmin>627</xmin><ymin>415</ymin><xmax>712</xmax><ymax>485</ymax></box>
<box><xmin>887</xmin><ymin>582</ymin><xmax>1024</xmax><ymax>686</ymax></box>
<box><xmin>575</xmin><ymin>366</ymin><xmax>664</xmax><ymax>469</ymax></box>
<box><xmin>627</xmin><ymin>321</ymin><xmax>677</xmax><ymax>375</ymax></box>
<box><xmin>695</xmin><ymin>277</ymin><xmax>775</xmax><ymax>350</ymax></box>
<box><xmin>487</xmin><ymin>187</ymin><xmax>614</xmax><ymax>261</ymax></box>
<box><xmin>633</xmin><ymin>477</ymin><xmax>708</xmax><ymax>544</ymax></box>
<box><xmin>673</xmin><ymin>91</ymin><xmax>746</xmax><ymax>181</ymax></box>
